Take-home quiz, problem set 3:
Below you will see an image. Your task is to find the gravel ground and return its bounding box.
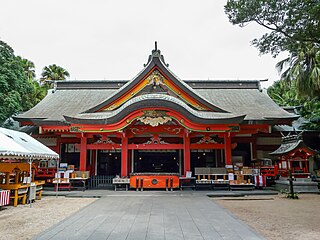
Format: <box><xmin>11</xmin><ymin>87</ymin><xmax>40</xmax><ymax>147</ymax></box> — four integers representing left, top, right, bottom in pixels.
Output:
<box><xmin>214</xmin><ymin>194</ymin><xmax>320</xmax><ymax>240</ymax></box>
<box><xmin>0</xmin><ymin>196</ymin><xmax>96</xmax><ymax>240</ymax></box>
<box><xmin>2</xmin><ymin>193</ymin><xmax>319</xmax><ymax>240</ymax></box>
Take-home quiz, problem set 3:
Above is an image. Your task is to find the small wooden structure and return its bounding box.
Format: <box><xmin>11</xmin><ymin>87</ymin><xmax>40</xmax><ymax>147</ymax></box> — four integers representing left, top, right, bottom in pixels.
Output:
<box><xmin>0</xmin><ymin>127</ymin><xmax>58</xmax><ymax>206</ymax></box>
<box><xmin>0</xmin><ymin>163</ymin><xmax>35</xmax><ymax>206</ymax></box>
<box><xmin>130</xmin><ymin>173</ymin><xmax>179</xmax><ymax>190</ymax></box>
<box><xmin>270</xmin><ymin>135</ymin><xmax>315</xmax><ymax>178</ymax></box>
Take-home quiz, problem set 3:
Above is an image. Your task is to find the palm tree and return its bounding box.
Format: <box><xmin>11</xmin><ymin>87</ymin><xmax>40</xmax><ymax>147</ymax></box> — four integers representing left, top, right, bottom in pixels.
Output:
<box><xmin>276</xmin><ymin>44</ymin><xmax>320</xmax><ymax>97</ymax></box>
<box><xmin>28</xmin><ymin>79</ymin><xmax>47</xmax><ymax>106</ymax></box>
<box><xmin>267</xmin><ymin>80</ymin><xmax>301</xmax><ymax>106</ymax></box>
<box><xmin>17</xmin><ymin>56</ymin><xmax>36</xmax><ymax>80</ymax></box>
<box><xmin>40</xmin><ymin>64</ymin><xmax>70</xmax><ymax>86</ymax></box>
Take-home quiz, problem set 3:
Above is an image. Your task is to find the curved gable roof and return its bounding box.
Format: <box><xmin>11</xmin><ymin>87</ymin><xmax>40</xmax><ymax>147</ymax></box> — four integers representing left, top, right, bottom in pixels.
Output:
<box><xmin>14</xmin><ymin>46</ymin><xmax>298</xmax><ymax>126</ymax></box>
<box><xmin>85</xmin><ymin>48</ymin><xmax>227</xmax><ymax>113</ymax></box>
<box><xmin>64</xmin><ymin>94</ymin><xmax>244</xmax><ymax>125</ymax></box>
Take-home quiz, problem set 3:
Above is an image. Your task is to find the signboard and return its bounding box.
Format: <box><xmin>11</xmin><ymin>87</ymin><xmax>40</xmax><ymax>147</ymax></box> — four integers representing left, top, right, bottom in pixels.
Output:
<box><xmin>29</xmin><ymin>183</ymin><xmax>36</xmax><ymax>202</ymax></box>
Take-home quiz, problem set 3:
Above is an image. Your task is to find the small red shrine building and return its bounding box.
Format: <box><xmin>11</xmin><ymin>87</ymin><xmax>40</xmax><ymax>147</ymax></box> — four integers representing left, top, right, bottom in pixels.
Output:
<box><xmin>14</xmin><ymin>46</ymin><xmax>297</xmax><ymax>183</ymax></box>
<box><xmin>270</xmin><ymin>135</ymin><xmax>315</xmax><ymax>178</ymax></box>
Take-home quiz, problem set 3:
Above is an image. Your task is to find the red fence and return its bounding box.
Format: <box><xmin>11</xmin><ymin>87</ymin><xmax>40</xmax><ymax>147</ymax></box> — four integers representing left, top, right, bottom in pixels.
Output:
<box><xmin>0</xmin><ymin>190</ymin><xmax>10</xmax><ymax>207</ymax></box>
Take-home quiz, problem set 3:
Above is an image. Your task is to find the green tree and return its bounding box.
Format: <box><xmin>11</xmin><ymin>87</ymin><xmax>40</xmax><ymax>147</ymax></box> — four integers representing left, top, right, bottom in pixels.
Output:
<box><xmin>268</xmin><ymin>80</ymin><xmax>320</xmax><ymax>130</ymax></box>
<box><xmin>276</xmin><ymin>44</ymin><xmax>320</xmax><ymax>97</ymax></box>
<box><xmin>0</xmin><ymin>40</ymin><xmax>46</xmax><ymax>126</ymax></box>
<box><xmin>225</xmin><ymin>0</ymin><xmax>320</xmax><ymax>97</ymax></box>
<box><xmin>16</xmin><ymin>56</ymin><xmax>48</xmax><ymax>108</ymax></box>
<box><xmin>23</xmin><ymin>78</ymin><xmax>47</xmax><ymax>108</ymax></box>
<box><xmin>40</xmin><ymin>64</ymin><xmax>70</xmax><ymax>87</ymax></box>
<box><xmin>267</xmin><ymin>80</ymin><xmax>301</xmax><ymax>106</ymax></box>
<box><xmin>225</xmin><ymin>0</ymin><xmax>320</xmax><ymax>56</ymax></box>
<box><xmin>17</xmin><ymin>56</ymin><xmax>36</xmax><ymax>80</ymax></box>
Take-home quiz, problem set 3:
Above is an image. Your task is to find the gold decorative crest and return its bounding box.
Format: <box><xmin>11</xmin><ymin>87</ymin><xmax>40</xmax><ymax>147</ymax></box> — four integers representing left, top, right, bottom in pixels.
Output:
<box><xmin>146</xmin><ymin>70</ymin><xmax>165</xmax><ymax>86</ymax></box>
<box><xmin>137</xmin><ymin>110</ymin><xmax>172</xmax><ymax>127</ymax></box>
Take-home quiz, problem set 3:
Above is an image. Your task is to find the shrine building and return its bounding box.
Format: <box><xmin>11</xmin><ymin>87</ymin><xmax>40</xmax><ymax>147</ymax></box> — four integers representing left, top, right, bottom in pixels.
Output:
<box><xmin>15</xmin><ymin>45</ymin><xmax>297</xmax><ymax>187</ymax></box>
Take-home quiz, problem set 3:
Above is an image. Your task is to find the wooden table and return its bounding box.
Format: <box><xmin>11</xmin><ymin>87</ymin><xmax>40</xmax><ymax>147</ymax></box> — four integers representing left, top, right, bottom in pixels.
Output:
<box><xmin>179</xmin><ymin>177</ymin><xmax>196</xmax><ymax>190</ymax></box>
<box><xmin>53</xmin><ymin>178</ymin><xmax>71</xmax><ymax>191</ymax></box>
<box><xmin>69</xmin><ymin>178</ymin><xmax>89</xmax><ymax>191</ymax></box>
<box><xmin>113</xmin><ymin>178</ymin><xmax>130</xmax><ymax>191</ymax></box>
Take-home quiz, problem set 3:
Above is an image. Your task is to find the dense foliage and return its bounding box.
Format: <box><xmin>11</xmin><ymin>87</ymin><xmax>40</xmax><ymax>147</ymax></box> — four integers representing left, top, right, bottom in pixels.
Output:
<box><xmin>268</xmin><ymin>80</ymin><xmax>320</xmax><ymax>130</ymax></box>
<box><xmin>0</xmin><ymin>40</ymin><xmax>31</xmax><ymax>125</ymax></box>
<box><xmin>0</xmin><ymin>40</ymin><xmax>47</xmax><ymax>127</ymax></box>
<box><xmin>225</xmin><ymin>0</ymin><xmax>320</xmax><ymax>56</ymax></box>
<box><xmin>225</xmin><ymin>0</ymin><xmax>320</xmax><ymax>98</ymax></box>
<box><xmin>276</xmin><ymin>45</ymin><xmax>320</xmax><ymax>97</ymax></box>
<box><xmin>0</xmin><ymin>39</ymin><xmax>71</xmax><ymax>127</ymax></box>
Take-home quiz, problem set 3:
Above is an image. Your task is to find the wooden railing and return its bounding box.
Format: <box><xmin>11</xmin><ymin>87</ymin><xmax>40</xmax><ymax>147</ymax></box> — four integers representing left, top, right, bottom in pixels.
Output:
<box><xmin>88</xmin><ymin>175</ymin><xmax>114</xmax><ymax>189</ymax></box>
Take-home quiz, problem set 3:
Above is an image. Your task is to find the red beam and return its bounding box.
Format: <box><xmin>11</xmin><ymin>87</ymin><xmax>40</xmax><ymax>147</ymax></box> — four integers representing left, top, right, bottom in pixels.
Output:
<box><xmin>189</xmin><ymin>132</ymin><xmax>225</xmax><ymax>138</ymax></box>
<box><xmin>87</xmin><ymin>144</ymin><xmax>122</xmax><ymax>150</ymax></box>
<box><xmin>239</xmin><ymin>124</ymin><xmax>270</xmax><ymax>134</ymax></box>
<box><xmin>59</xmin><ymin>138</ymin><xmax>80</xmax><ymax>144</ymax></box>
<box><xmin>42</xmin><ymin>126</ymin><xmax>70</xmax><ymax>132</ymax></box>
<box><xmin>86</xmin><ymin>132</ymin><xmax>122</xmax><ymax>138</ymax></box>
<box><xmin>190</xmin><ymin>143</ymin><xmax>224</xmax><ymax>149</ymax></box>
<box><xmin>128</xmin><ymin>144</ymin><xmax>183</xmax><ymax>150</ymax></box>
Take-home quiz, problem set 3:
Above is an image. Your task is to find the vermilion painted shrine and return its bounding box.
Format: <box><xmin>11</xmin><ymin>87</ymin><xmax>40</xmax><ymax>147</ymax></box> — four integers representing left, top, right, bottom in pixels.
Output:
<box><xmin>15</xmin><ymin>46</ymin><xmax>300</xmax><ymax>189</ymax></box>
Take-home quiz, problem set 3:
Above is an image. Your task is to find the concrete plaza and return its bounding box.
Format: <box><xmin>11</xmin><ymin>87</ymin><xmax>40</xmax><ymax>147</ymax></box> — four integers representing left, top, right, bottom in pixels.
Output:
<box><xmin>35</xmin><ymin>191</ymin><xmax>265</xmax><ymax>240</ymax></box>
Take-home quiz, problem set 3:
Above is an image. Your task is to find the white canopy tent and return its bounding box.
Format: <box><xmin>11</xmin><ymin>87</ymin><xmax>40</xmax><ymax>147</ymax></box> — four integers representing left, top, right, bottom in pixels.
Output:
<box><xmin>0</xmin><ymin>127</ymin><xmax>59</xmax><ymax>160</ymax></box>
<box><xmin>0</xmin><ymin>127</ymin><xmax>60</xmax><ymax>200</ymax></box>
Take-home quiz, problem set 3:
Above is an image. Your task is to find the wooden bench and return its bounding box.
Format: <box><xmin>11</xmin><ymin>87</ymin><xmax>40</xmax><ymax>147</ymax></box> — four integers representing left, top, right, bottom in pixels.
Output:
<box><xmin>35</xmin><ymin>181</ymin><xmax>45</xmax><ymax>200</ymax></box>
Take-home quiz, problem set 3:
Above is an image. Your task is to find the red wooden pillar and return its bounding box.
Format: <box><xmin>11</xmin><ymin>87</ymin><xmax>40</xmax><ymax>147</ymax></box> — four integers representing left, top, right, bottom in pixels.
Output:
<box><xmin>127</xmin><ymin>150</ymin><xmax>132</xmax><ymax>175</ymax></box>
<box><xmin>183</xmin><ymin>131</ymin><xmax>191</xmax><ymax>176</ymax></box>
<box><xmin>55</xmin><ymin>137</ymin><xmax>61</xmax><ymax>155</ymax></box>
<box><xmin>224</xmin><ymin>132</ymin><xmax>232</xmax><ymax>165</ymax></box>
<box><xmin>91</xmin><ymin>150</ymin><xmax>96</xmax><ymax>176</ymax></box>
<box><xmin>251</xmin><ymin>137</ymin><xmax>257</xmax><ymax>160</ymax></box>
<box><xmin>80</xmin><ymin>134</ymin><xmax>87</xmax><ymax>171</ymax></box>
<box><xmin>121</xmin><ymin>132</ymin><xmax>128</xmax><ymax>177</ymax></box>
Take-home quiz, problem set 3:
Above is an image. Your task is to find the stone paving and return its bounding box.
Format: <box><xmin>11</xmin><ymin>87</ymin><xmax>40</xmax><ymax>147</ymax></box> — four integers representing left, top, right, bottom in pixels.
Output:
<box><xmin>35</xmin><ymin>191</ymin><xmax>265</xmax><ymax>240</ymax></box>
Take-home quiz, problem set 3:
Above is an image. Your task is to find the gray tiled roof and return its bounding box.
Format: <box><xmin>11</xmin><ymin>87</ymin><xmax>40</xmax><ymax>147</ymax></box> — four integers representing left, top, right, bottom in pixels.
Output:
<box><xmin>15</xmin><ymin>48</ymin><xmax>297</xmax><ymax>125</ymax></box>
<box><xmin>270</xmin><ymin>137</ymin><xmax>315</xmax><ymax>155</ymax></box>
<box><xmin>15</xmin><ymin>83</ymin><xmax>296</xmax><ymax>125</ymax></box>
<box><xmin>195</xmin><ymin>88</ymin><xmax>295</xmax><ymax>121</ymax></box>
<box><xmin>15</xmin><ymin>88</ymin><xmax>117</xmax><ymax>123</ymax></box>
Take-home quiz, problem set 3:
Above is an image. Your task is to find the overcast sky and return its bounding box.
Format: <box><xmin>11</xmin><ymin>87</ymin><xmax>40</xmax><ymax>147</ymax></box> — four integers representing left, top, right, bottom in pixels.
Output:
<box><xmin>0</xmin><ymin>0</ymin><xmax>287</xmax><ymax>88</ymax></box>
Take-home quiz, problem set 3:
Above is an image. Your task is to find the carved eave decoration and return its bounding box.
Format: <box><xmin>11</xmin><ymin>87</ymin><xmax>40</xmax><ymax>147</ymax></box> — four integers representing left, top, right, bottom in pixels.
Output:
<box><xmin>130</xmin><ymin>127</ymin><xmax>147</xmax><ymax>135</ymax></box>
<box><xmin>196</xmin><ymin>135</ymin><xmax>224</xmax><ymax>144</ymax></box>
<box><xmin>93</xmin><ymin>136</ymin><xmax>115</xmax><ymax>145</ymax></box>
<box><xmin>137</xmin><ymin>110</ymin><xmax>172</xmax><ymax>127</ymax></box>
<box><xmin>163</xmin><ymin>127</ymin><xmax>183</xmax><ymax>135</ymax></box>
<box><xmin>143</xmin><ymin>135</ymin><xmax>168</xmax><ymax>145</ymax></box>
<box><xmin>196</xmin><ymin>136</ymin><xmax>217</xmax><ymax>144</ymax></box>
